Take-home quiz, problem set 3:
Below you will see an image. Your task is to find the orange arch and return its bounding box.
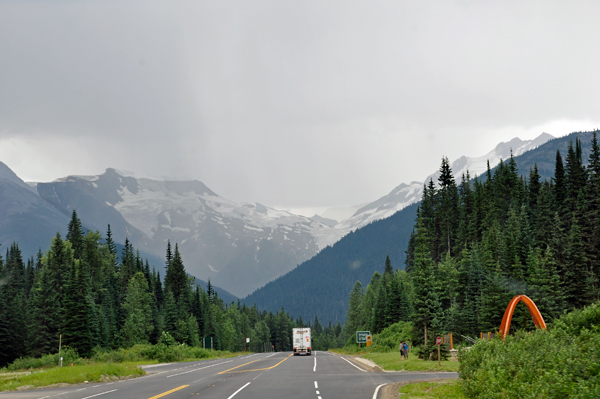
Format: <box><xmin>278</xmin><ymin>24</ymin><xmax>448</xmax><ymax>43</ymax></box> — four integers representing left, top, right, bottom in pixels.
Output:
<box><xmin>499</xmin><ymin>295</ymin><xmax>547</xmax><ymax>339</ymax></box>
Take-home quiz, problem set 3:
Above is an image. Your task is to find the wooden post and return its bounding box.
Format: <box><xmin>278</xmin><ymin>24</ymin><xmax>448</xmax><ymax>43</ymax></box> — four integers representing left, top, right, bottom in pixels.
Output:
<box><xmin>437</xmin><ymin>345</ymin><xmax>441</xmax><ymax>367</ymax></box>
<box><xmin>450</xmin><ymin>333</ymin><xmax>453</xmax><ymax>350</ymax></box>
<box><xmin>58</xmin><ymin>334</ymin><xmax>62</xmax><ymax>367</ymax></box>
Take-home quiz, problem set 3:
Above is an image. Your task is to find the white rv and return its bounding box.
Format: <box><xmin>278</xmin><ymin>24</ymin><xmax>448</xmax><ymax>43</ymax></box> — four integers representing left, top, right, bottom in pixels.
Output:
<box><xmin>293</xmin><ymin>328</ymin><xmax>312</xmax><ymax>356</ymax></box>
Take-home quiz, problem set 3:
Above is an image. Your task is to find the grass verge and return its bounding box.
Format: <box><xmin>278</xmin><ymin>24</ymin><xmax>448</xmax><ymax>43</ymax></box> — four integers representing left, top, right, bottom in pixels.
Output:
<box><xmin>398</xmin><ymin>380</ymin><xmax>467</xmax><ymax>398</ymax></box>
<box><xmin>0</xmin><ymin>363</ymin><xmax>144</xmax><ymax>391</ymax></box>
<box><xmin>364</xmin><ymin>352</ymin><xmax>459</xmax><ymax>372</ymax></box>
<box><xmin>328</xmin><ymin>348</ymin><xmax>368</xmax><ymax>356</ymax></box>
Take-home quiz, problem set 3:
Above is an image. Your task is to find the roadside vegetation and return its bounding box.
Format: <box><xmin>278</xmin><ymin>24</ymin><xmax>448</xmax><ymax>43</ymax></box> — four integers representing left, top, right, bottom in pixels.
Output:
<box><xmin>364</xmin><ymin>353</ymin><xmax>458</xmax><ymax>372</ymax></box>
<box><xmin>0</xmin><ymin>342</ymin><xmax>247</xmax><ymax>391</ymax></box>
<box><xmin>0</xmin><ymin>363</ymin><xmax>144</xmax><ymax>392</ymax></box>
<box><xmin>398</xmin><ymin>380</ymin><xmax>467</xmax><ymax>398</ymax></box>
<box><xmin>460</xmin><ymin>301</ymin><xmax>600</xmax><ymax>398</ymax></box>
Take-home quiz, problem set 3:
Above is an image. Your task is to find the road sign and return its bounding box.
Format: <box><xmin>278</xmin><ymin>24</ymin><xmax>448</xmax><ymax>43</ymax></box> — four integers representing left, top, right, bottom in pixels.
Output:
<box><xmin>365</xmin><ymin>335</ymin><xmax>373</xmax><ymax>347</ymax></box>
<box><xmin>356</xmin><ymin>331</ymin><xmax>371</xmax><ymax>344</ymax></box>
<box><xmin>436</xmin><ymin>336</ymin><xmax>442</xmax><ymax>346</ymax></box>
<box><xmin>246</xmin><ymin>338</ymin><xmax>250</xmax><ymax>343</ymax></box>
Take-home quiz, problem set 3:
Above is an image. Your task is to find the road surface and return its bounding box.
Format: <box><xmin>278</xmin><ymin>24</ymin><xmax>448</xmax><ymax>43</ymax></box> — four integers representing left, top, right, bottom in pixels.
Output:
<box><xmin>0</xmin><ymin>351</ymin><xmax>458</xmax><ymax>399</ymax></box>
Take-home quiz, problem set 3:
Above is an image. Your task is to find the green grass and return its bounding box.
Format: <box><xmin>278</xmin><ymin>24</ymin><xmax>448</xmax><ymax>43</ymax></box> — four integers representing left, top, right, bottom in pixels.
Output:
<box><xmin>0</xmin><ymin>345</ymin><xmax>251</xmax><ymax>392</ymax></box>
<box><xmin>328</xmin><ymin>348</ymin><xmax>368</xmax><ymax>356</ymax></box>
<box><xmin>364</xmin><ymin>352</ymin><xmax>460</xmax><ymax>372</ymax></box>
<box><xmin>398</xmin><ymin>380</ymin><xmax>467</xmax><ymax>398</ymax></box>
<box><xmin>0</xmin><ymin>363</ymin><xmax>145</xmax><ymax>391</ymax></box>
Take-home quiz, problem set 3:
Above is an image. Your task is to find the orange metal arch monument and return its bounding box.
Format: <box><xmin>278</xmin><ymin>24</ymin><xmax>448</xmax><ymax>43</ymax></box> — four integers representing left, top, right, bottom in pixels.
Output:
<box><xmin>499</xmin><ymin>295</ymin><xmax>547</xmax><ymax>339</ymax></box>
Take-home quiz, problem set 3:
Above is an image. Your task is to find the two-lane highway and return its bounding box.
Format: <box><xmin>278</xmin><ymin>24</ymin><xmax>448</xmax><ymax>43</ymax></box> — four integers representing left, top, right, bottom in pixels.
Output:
<box><xmin>0</xmin><ymin>352</ymin><xmax>458</xmax><ymax>399</ymax></box>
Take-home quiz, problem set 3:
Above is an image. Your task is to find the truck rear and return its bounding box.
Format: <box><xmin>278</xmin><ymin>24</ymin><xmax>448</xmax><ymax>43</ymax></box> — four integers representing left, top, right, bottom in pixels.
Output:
<box><xmin>293</xmin><ymin>328</ymin><xmax>312</xmax><ymax>356</ymax></box>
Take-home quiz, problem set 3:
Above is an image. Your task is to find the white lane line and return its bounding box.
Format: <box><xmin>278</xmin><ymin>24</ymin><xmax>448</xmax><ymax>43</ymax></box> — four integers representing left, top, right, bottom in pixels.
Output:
<box><xmin>341</xmin><ymin>357</ymin><xmax>367</xmax><ymax>373</ymax></box>
<box><xmin>314</xmin><ymin>381</ymin><xmax>318</xmax><ymax>389</ymax></box>
<box><xmin>318</xmin><ymin>397</ymin><xmax>322</xmax><ymax>399</ymax></box>
<box><xmin>227</xmin><ymin>382</ymin><xmax>251</xmax><ymax>399</ymax></box>
<box><xmin>372</xmin><ymin>384</ymin><xmax>386</xmax><ymax>399</ymax></box>
<box><xmin>166</xmin><ymin>360</ymin><xmax>233</xmax><ymax>378</ymax></box>
<box><xmin>191</xmin><ymin>377</ymin><xmax>206</xmax><ymax>384</ymax></box>
<box><xmin>316</xmin><ymin>391</ymin><xmax>320</xmax><ymax>394</ymax></box>
<box><xmin>80</xmin><ymin>389</ymin><xmax>118</xmax><ymax>399</ymax></box>
<box><xmin>240</xmin><ymin>354</ymin><xmax>259</xmax><ymax>359</ymax></box>
<box><xmin>266</xmin><ymin>353</ymin><xmax>276</xmax><ymax>358</ymax></box>
<box><xmin>313</xmin><ymin>356</ymin><xmax>317</xmax><ymax>372</ymax></box>
<box><xmin>252</xmin><ymin>373</ymin><xmax>263</xmax><ymax>381</ymax></box>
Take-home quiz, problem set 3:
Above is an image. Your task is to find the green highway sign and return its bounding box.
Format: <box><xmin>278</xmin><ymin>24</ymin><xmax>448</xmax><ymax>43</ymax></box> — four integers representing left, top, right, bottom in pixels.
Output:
<box><xmin>356</xmin><ymin>331</ymin><xmax>371</xmax><ymax>344</ymax></box>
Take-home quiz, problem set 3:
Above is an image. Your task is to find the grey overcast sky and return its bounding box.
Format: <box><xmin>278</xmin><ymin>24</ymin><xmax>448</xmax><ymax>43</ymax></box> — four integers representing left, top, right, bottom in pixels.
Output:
<box><xmin>1</xmin><ymin>1</ymin><xmax>599</xmax><ymax>215</ymax></box>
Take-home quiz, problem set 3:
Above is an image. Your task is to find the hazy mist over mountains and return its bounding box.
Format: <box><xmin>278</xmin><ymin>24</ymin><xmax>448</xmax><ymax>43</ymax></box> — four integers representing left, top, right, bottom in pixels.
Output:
<box><xmin>0</xmin><ymin>133</ymin><xmax>554</xmax><ymax>298</ymax></box>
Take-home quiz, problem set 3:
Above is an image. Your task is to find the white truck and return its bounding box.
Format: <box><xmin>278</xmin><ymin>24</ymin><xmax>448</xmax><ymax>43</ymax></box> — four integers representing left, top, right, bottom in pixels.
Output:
<box><xmin>293</xmin><ymin>328</ymin><xmax>312</xmax><ymax>356</ymax></box>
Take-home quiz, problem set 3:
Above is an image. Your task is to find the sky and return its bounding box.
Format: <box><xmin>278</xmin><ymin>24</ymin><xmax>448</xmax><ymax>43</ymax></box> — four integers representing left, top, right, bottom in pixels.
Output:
<box><xmin>1</xmin><ymin>1</ymin><xmax>599</xmax><ymax>216</ymax></box>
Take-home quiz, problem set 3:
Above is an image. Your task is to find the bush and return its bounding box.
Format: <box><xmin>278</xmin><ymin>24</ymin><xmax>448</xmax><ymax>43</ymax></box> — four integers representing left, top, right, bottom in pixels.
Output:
<box><xmin>4</xmin><ymin>347</ymin><xmax>84</xmax><ymax>371</ymax></box>
<box><xmin>373</xmin><ymin>321</ymin><xmax>413</xmax><ymax>351</ymax></box>
<box><xmin>92</xmin><ymin>343</ymin><xmax>215</xmax><ymax>364</ymax></box>
<box><xmin>414</xmin><ymin>341</ymin><xmax>450</xmax><ymax>361</ymax></box>
<box><xmin>460</xmin><ymin>302</ymin><xmax>600</xmax><ymax>398</ymax></box>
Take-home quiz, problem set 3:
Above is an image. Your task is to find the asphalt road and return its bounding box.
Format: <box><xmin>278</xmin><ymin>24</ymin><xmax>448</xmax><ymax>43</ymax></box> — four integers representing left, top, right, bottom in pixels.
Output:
<box><xmin>0</xmin><ymin>351</ymin><xmax>458</xmax><ymax>399</ymax></box>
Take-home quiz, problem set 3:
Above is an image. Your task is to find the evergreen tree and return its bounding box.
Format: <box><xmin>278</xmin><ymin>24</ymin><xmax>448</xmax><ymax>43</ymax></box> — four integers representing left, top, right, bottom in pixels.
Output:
<box><xmin>344</xmin><ymin>281</ymin><xmax>364</xmax><ymax>336</ymax></box>
<box><xmin>67</xmin><ymin>210</ymin><xmax>84</xmax><ymax>260</ymax></box>
<box><xmin>121</xmin><ymin>272</ymin><xmax>154</xmax><ymax>346</ymax></box>
<box><xmin>62</xmin><ymin>260</ymin><xmax>93</xmax><ymax>358</ymax></box>
<box><xmin>410</xmin><ymin>217</ymin><xmax>442</xmax><ymax>343</ymax></box>
<box><xmin>554</xmin><ymin>150</ymin><xmax>567</xmax><ymax>214</ymax></box>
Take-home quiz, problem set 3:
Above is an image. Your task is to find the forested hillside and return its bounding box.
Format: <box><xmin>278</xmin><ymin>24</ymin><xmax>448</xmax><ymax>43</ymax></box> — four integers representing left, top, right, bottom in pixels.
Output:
<box><xmin>246</xmin><ymin>130</ymin><xmax>599</xmax><ymax>325</ymax></box>
<box><xmin>345</xmin><ymin>131</ymin><xmax>600</xmax><ymax>346</ymax></box>
<box><xmin>244</xmin><ymin>202</ymin><xmax>418</xmax><ymax>323</ymax></box>
<box><xmin>0</xmin><ymin>212</ymin><xmax>342</xmax><ymax>367</ymax></box>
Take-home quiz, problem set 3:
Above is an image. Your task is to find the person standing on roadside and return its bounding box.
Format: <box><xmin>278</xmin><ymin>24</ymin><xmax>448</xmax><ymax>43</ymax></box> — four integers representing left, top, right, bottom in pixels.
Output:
<box><xmin>399</xmin><ymin>341</ymin><xmax>405</xmax><ymax>360</ymax></box>
<box><xmin>403</xmin><ymin>341</ymin><xmax>409</xmax><ymax>359</ymax></box>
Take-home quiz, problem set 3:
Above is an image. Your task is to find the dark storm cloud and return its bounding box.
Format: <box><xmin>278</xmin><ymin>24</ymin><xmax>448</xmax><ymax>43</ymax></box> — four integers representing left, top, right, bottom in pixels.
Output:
<box><xmin>1</xmin><ymin>1</ymin><xmax>599</xmax><ymax>212</ymax></box>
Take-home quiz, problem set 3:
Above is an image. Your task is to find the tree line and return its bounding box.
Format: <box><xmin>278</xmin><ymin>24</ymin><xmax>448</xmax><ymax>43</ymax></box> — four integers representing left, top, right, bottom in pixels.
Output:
<box><xmin>346</xmin><ymin>131</ymin><xmax>600</xmax><ymax>346</ymax></box>
<box><xmin>0</xmin><ymin>212</ymin><xmax>343</xmax><ymax>367</ymax></box>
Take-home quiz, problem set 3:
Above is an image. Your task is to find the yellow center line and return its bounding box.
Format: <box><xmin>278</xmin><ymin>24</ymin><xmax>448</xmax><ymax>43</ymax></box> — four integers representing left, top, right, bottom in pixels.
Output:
<box><xmin>147</xmin><ymin>385</ymin><xmax>189</xmax><ymax>399</ymax></box>
<box><xmin>218</xmin><ymin>360</ymin><xmax>261</xmax><ymax>374</ymax></box>
<box><xmin>218</xmin><ymin>354</ymin><xmax>293</xmax><ymax>374</ymax></box>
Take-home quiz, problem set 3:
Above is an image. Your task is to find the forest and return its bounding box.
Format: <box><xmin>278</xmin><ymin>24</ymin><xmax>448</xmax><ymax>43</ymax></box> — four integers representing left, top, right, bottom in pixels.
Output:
<box><xmin>345</xmin><ymin>132</ymin><xmax>600</xmax><ymax>347</ymax></box>
<box><xmin>0</xmin><ymin>213</ymin><xmax>343</xmax><ymax>368</ymax></box>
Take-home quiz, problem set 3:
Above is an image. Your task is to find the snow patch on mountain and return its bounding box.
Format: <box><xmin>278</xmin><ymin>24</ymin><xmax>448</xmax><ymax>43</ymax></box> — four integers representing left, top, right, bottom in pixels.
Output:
<box><xmin>330</xmin><ymin>133</ymin><xmax>554</xmax><ymax>235</ymax></box>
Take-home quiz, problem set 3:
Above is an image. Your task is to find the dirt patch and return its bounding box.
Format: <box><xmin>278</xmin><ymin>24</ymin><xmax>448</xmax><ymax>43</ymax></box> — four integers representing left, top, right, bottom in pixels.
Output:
<box><xmin>15</xmin><ymin>385</ymin><xmax>35</xmax><ymax>391</ymax></box>
<box><xmin>381</xmin><ymin>378</ymin><xmax>457</xmax><ymax>399</ymax></box>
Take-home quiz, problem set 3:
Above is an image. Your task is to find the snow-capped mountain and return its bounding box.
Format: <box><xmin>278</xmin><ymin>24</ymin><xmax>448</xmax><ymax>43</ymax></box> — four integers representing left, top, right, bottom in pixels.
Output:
<box><xmin>331</xmin><ymin>133</ymin><xmax>554</xmax><ymax>232</ymax></box>
<box><xmin>12</xmin><ymin>133</ymin><xmax>553</xmax><ymax>298</ymax></box>
<box><xmin>36</xmin><ymin>168</ymin><xmax>334</xmax><ymax>297</ymax></box>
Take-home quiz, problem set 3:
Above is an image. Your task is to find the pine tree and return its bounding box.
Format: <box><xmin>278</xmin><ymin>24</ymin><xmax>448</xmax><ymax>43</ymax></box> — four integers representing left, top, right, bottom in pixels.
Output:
<box><xmin>437</xmin><ymin>156</ymin><xmax>459</xmax><ymax>259</ymax></box>
<box><xmin>372</xmin><ymin>280</ymin><xmax>387</xmax><ymax>334</ymax></box>
<box><xmin>527</xmin><ymin>248</ymin><xmax>564</xmax><ymax>321</ymax></box>
<box><xmin>410</xmin><ymin>217</ymin><xmax>442</xmax><ymax>344</ymax></box>
<box><xmin>62</xmin><ymin>260</ymin><xmax>93</xmax><ymax>357</ymax></box>
<box><xmin>564</xmin><ymin>216</ymin><xmax>588</xmax><ymax>309</ymax></box>
<box><xmin>554</xmin><ymin>150</ymin><xmax>567</xmax><ymax>214</ymax></box>
<box><xmin>344</xmin><ymin>281</ymin><xmax>364</xmax><ymax>336</ymax></box>
<box><xmin>163</xmin><ymin>290</ymin><xmax>178</xmax><ymax>337</ymax></box>
<box><xmin>105</xmin><ymin>225</ymin><xmax>117</xmax><ymax>256</ymax></box>
<box><xmin>384</xmin><ymin>255</ymin><xmax>393</xmax><ymax>276</ymax></box>
<box><xmin>121</xmin><ymin>272</ymin><xmax>154</xmax><ymax>346</ymax></box>
<box><xmin>67</xmin><ymin>210</ymin><xmax>85</xmax><ymax>260</ymax></box>
<box><xmin>164</xmin><ymin>244</ymin><xmax>190</xmax><ymax>309</ymax></box>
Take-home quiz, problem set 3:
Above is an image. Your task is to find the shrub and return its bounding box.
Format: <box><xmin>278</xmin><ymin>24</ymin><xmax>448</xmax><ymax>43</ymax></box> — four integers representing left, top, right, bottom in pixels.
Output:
<box><xmin>366</xmin><ymin>321</ymin><xmax>414</xmax><ymax>353</ymax></box>
<box><xmin>460</xmin><ymin>302</ymin><xmax>600</xmax><ymax>398</ymax></box>
<box><xmin>4</xmin><ymin>347</ymin><xmax>84</xmax><ymax>371</ymax></box>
